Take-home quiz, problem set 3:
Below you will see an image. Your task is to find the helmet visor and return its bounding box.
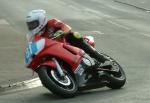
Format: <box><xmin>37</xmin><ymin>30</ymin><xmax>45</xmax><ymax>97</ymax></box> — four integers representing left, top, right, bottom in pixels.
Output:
<box><xmin>27</xmin><ymin>20</ymin><xmax>39</xmax><ymax>30</ymax></box>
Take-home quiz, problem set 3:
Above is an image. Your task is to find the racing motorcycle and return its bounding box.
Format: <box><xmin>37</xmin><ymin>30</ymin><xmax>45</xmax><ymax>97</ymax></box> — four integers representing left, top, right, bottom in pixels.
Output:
<box><xmin>24</xmin><ymin>32</ymin><xmax>126</xmax><ymax>98</ymax></box>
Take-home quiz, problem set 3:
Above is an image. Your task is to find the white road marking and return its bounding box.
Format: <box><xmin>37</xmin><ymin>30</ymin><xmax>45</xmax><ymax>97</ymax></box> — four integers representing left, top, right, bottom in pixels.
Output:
<box><xmin>79</xmin><ymin>30</ymin><xmax>104</xmax><ymax>35</ymax></box>
<box><xmin>92</xmin><ymin>31</ymin><xmax>104</xmax><ymax>35</ymax></box>
<box><xmin>84</xmin><ymin>8</ymin><xmax>112</xmax><ymax>18</ymax></box>
<box><xmin>0</xmin><ymin>78</ymin><xmax>42</xmax><ymax>94</ymax></box>
<box><xmin>68</xmin><ymin>5</ymin><xmax>81</xmax><ymax>11</ymax></box>
<box><xmin>140</xmin><ymin>33</ymin><xmax>150</xmax><ymax>38</ymax></box>
<box><xmin>141</xmin><ymin>1</ymin><xmax>145</xmax><ymax>4</ymax></box>
<box><xmin>66</xmin><ymin>1</ymin><xmax>113</xmax><ymax>19</ymax></box>
<box><xmin>23</xmin><ymin>78</ymin><xmax>42</xmax><ymax>89</ymax></box>
<box><xmin>107</xmin><ymin>20</ymin><xmax>131</xmax><ymax>30</ymax></box>
<box><xmin>0</xmin><ymin>19</ymin><xmax>9</xmax><ymax>25</ymax></box>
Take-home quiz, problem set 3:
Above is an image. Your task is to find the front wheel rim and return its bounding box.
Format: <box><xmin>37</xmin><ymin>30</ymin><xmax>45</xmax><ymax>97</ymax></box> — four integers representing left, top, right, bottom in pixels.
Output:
<box><xmin>51</xmin><ymin>70</ymin><xmax>71</xmax><ymax>86</ymax></box>
<box><xmin>49</xmin><ymin>69</ymin><xmax>76</xmax><ymax>91</ymax></box>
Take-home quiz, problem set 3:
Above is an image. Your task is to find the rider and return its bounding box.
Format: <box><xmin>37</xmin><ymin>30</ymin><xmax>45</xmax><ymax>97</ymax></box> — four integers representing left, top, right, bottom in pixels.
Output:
<box><xmin>26</xmin><ymin>9</ymin><xmax>112</xmax><ymax>68</ymax></box>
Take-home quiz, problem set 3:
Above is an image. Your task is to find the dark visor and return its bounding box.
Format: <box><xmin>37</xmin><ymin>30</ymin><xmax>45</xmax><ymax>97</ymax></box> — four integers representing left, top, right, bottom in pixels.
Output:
<box><xmin>27</xmin><ymin>20</ymin><xmax>39</xmax><ymax>30</ymax></box>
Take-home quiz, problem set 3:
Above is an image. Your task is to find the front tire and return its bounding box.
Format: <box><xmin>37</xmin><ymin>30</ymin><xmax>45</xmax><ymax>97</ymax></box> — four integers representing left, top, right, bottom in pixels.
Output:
<box><xmin>37</xmin><ymin>66</ymin><xmax>78</xmax><ymax>98</ymax></box>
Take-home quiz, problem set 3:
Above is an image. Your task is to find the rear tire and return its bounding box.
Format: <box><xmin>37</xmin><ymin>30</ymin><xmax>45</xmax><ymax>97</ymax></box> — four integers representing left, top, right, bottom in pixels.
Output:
<box><xmin>100</xmin><ymin>53</ymin><xmax>126</xmax><ymax>89</ymax></box>
<box><xmin>106</xmin><ymin>64</ymin><xmax>126</xmax><ymax>89</ymax></box>
<box><xmin>37</xmin><ymin>66</ymin><xmax>78</xmax><ymax>98</ymax></box>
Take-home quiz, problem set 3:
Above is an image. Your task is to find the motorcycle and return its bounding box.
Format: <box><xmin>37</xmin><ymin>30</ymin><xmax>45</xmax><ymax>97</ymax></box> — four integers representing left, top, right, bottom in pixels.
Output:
<box><xmin>24</xmin><ymin>31</ymin><xmax>126</xmax><ymax>98</ymax></box>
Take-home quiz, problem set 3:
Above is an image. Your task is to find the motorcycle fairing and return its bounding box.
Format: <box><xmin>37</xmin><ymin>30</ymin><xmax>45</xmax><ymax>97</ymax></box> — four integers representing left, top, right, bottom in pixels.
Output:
<box><xmin>74</xmin><ymin>61</ymin><xmax>88</xmax><ymax>87</ymax></box>
<box><xmin>25</xmin><ymin>39</ymin><xmax>45</xmax><ymax>66</ymax></box>
<box><xmin>74</xmin><ymin>58</ymin><xmax>98</xmax><ymax>87</ymax></box>
<box><xmin>40</xmin><ymin>61</ymin><xmax>57</xmax><ymax>68</ymax></box>
<box><xmin>28</xmin><ymin>38</ymin><xmax>85</xmax><ymax>71</ymax></box>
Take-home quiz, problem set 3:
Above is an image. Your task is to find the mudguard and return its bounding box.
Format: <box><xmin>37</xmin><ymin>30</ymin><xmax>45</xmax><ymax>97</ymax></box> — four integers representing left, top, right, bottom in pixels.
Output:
<box><xmin>39</xmin><ymin>60</ymin><xmax>57</xmax><ymax>69</ymax></box>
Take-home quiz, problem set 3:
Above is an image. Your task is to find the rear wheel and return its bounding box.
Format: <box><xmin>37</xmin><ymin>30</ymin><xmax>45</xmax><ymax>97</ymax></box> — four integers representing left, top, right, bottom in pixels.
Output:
<box><xmin>106</xmin><ymin>62</ymin><xmax>126</xmax><ymax>89</ymax></box>
<box><xmin>100</xmin><ymin>53</ymin><xmax>126</xmax><ymax>89</ymax></box>
<box><xmin>37</xmin><ymin>66</ymin><xmax>78</xmax><ymax>98</ymax></box>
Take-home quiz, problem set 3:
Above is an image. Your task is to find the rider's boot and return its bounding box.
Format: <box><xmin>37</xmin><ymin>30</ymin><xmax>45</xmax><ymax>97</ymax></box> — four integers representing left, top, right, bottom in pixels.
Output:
<box><xmin>80</xmin><ymin>40</ymin><xmax>112</xmax><ymax>68</ymax></box>
<box><xmin>65</xmin><ymin>32</ymin><xmax>112</xmax><ymax>68</ymax></box>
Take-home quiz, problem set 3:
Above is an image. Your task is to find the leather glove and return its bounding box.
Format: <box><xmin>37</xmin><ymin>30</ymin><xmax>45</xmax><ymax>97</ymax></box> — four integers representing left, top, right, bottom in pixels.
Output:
<box><xmin>53</xmin><ymin>30</ymin><xmax>65</xmax><ymax>38</ymax></box>
<box><xmin>73</xmin><ymin>32</ymin><xmax>82</xmax><ymax>39</ymax></box>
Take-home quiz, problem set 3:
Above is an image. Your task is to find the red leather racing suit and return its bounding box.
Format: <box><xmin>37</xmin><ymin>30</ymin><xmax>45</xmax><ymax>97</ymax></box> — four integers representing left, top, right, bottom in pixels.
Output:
<box><xmin>42</xmin><ymin>18</ymin><xmax>71</xmax><ymax>38</ymax></box>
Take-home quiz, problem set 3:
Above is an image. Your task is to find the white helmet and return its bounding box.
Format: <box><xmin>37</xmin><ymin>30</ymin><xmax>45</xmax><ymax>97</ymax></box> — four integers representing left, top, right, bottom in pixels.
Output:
<box><xmin>26</xmin><ymin>9</ymin><xmax>47</xmax><ymax>36</ymax></box>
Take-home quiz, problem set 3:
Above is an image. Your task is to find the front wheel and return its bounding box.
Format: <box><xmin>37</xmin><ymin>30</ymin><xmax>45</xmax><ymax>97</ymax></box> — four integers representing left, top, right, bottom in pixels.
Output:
<box><xmin>37</xmin><ymin>66</ymin><xmax>78</xmax><ymax>98</ymax></box>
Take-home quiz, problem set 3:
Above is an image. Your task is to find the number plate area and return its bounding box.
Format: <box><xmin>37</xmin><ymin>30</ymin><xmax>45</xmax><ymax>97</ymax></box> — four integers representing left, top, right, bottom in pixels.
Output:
<box><xmin>25</xmin><ymin>39</ymin><xmax>45</xmax><ymax>66</ymax></box>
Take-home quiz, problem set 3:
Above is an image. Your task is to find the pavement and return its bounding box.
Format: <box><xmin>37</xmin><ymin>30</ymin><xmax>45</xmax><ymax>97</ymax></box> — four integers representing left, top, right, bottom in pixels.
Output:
<box><xmin>115</xmin><ymin>0</ymin><xmax>150</xmax><ymax>11</ymax></box>
<box><xmin>0</xmin><ymin>0</ymin><xmax>150</xmax><ymax>103</ymax></box>
<box><xmin>0</xmin><ymin>22</ymin><xmax>37</xmax><ymax>85</ymax></box>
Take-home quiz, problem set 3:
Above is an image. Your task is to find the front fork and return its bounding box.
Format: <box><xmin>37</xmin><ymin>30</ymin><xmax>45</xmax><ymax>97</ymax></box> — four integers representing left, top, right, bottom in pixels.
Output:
<box><xmin>52</xmin><ymin>58</ymin><xmax>65</xmax><ymax>77</ymax></box>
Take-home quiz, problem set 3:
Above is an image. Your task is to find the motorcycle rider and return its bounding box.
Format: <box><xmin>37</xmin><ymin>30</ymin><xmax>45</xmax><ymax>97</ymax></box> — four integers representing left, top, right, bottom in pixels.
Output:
<box><xmin>26</xmin><ymin>9</ymin><xmax>112</xmax><ymax>68</ymax></box>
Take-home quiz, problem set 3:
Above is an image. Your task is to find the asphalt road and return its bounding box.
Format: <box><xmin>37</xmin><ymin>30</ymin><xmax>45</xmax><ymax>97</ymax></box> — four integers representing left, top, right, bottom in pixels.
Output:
<box><xmin>115</xmin><ymin>0</ymin><xmax>150</xmax><ymax>11</ymax></box>
<box><xmin>0</xmin><ymin>0</ymin><xmax>150</xmax><ymax>103</ymax></box>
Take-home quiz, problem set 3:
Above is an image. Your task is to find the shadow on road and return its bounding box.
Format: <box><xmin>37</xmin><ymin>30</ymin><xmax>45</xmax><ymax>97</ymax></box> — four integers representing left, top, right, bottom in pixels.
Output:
<box><xmin>24</xmin><ymin>88</ymin><xmax>126</xmax><ymax>103</ymax></box>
